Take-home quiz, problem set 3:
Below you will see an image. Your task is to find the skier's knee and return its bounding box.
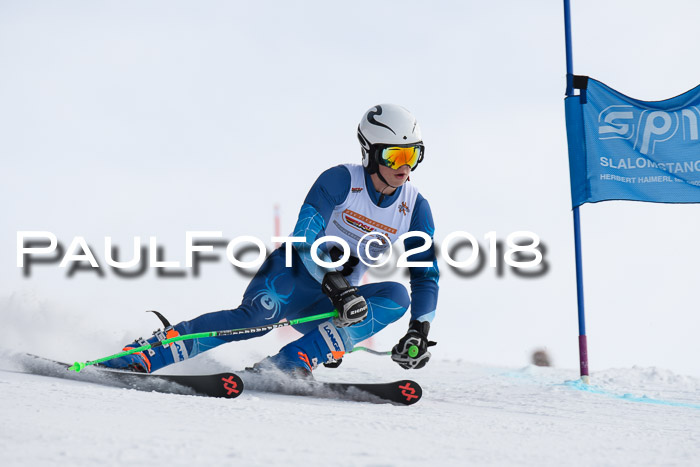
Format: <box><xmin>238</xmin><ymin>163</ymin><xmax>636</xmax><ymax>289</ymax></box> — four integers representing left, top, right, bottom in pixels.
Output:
<box><xmin>384</xmin><ymin>282</ymin><xmax>410</xmax><ymax>312</ymax></box>
<box><xmin>365</xmin><ymin>282</ymin><xmax>410</xmax><ymax>321</ymax></box>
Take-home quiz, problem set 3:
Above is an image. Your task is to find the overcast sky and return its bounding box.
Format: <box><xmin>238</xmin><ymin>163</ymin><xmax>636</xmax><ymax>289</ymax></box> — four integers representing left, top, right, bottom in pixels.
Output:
<box><xmin>2</xmin><ymin>1</ymin><xmax>699</xmax><ymax>377</ymax></box>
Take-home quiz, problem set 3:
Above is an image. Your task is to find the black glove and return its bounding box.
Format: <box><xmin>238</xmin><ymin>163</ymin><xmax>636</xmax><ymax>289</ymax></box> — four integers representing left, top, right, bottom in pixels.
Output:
<box><xmin>322</xmin><ymin>271</ymin><xmax>368</xmax><ymax>328</ymax></box>
<box><xmin>391</xmin><ymin>320</ymin><xmax>437</xmax><ymax>369</ymax></box>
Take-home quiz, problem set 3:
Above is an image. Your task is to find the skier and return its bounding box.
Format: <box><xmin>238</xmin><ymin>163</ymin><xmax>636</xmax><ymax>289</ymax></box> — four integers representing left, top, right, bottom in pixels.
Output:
<box><xmin>104</xmin><ymin>103</ymin><xmax>439</xmax><ymax>376</ymax></box>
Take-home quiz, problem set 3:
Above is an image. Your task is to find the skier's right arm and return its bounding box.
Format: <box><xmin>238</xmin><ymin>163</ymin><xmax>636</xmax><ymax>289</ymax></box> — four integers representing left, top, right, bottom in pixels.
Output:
<box><xmin>291</xmin><ymin>165</ymin><xmax>351</xmax><ymax>283</ymax></box>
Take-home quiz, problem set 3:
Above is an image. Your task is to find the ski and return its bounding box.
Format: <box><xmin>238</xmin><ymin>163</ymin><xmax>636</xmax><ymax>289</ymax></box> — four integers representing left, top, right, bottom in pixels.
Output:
<box><xmin>15</xmin><ymin>354</ymin><xmax>421</xmax><ymax>404</ymax></box>
<box><xmin>241</xmin><ymin>372</ymin><xmax>422</xmax><ymax>405</ymax></box>
<box><xmin>16</xmin><ymin>354</ymin><xmax>244</xmax><ymax>399</ymax></box>
<box><xmin>310</xmin><ymin>380</ymin><xmax>422</xmax><ymax>405</ymax></box>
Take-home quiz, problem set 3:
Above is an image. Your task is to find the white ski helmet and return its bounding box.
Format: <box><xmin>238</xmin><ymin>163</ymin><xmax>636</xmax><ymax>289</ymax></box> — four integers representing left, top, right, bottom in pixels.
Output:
<box><xmin>357</xmin><ymin>104</ymin><xmax>424</xmax><ymax>174</ymax></box>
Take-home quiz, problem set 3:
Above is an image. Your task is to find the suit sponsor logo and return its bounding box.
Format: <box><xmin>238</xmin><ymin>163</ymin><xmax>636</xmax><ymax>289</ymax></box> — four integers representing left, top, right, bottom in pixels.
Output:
<box><xmin>341</xmin><ymin>209</ymin><xmax>397</xmax><ymax>235</ymax></box>
<box><xmin>260</xmin><ymin>294</ymin><xmax>275</xmax><ymax>310</ymax></box>
<box><xmin>345</xmin><ymin>215</ymin><xmax>375</xmax><ymax>233</ymax></box>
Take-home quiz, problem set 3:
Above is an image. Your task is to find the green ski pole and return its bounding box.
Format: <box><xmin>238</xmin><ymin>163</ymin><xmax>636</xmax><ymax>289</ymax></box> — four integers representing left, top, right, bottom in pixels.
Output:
<box><xmin>69</xmin><ymin>310</ymin><xmax>339</xmax><ymax>372</ymax></box>
<box><xmin>350</xmin><ymin>346</ymin><xmax>391</xmax><ymax>356</ymax></box>
<box><xmin>350</xmin><ymin>345</ymin><xmax>419</xmax><ymax>357</ymax></box>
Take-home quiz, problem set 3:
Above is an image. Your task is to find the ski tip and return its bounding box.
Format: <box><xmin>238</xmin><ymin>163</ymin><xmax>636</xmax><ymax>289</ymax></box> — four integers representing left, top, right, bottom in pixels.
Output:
<box><xmin>68</xmin><ymin>362</ymin><xmax>85</xmax><ymax>372</ymax></box>
<box><xmin>396</xmin><ymin>380</ymin><xmax>422</xmax><ymax>405</ymax></box>
<box><xmin>218</xmin><ymin>373</ymin><xmax>244</xmax><ymax>398</ymax></box>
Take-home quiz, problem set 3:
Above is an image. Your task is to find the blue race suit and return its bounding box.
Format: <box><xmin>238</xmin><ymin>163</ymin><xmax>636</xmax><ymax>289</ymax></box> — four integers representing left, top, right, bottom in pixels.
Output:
<box><xmin>107</xmin><ymin>165</ymin><xmax>439</xmax><ymax>373</ymax></box>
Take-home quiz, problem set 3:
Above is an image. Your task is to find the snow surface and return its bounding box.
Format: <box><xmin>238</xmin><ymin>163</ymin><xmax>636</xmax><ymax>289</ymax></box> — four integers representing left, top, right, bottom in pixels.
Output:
<box><xmin>1</xmin><ymin>351</ymin><xmax>699</xmax><ymax>467</ymax></box>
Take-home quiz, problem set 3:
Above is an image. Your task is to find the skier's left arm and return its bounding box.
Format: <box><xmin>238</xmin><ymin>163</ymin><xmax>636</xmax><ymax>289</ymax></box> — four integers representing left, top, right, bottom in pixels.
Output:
<box><xmin>391</xmin><ymin>194</ymin><xmax>439</xmax><ymax>369</ymax></box>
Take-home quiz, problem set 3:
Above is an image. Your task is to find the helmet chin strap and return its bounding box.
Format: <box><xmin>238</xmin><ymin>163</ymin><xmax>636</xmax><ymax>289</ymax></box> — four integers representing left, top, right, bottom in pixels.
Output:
<box><xmin>376</xmin><ymin>168</ymin><xmax>399</xmax><ymax>206</ymax></box>
<box><xmin>376</xmin><ymin>170</ymin><xmax>398</xmax><ymax>190</ymax></box>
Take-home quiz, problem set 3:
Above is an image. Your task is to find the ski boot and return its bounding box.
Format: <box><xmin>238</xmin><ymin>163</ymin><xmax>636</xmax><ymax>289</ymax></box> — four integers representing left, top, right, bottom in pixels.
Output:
<box><xmin>102</xmin><ymin>311</ymin><xmax>191</xmax><ymax>373</ymax></box>
<box><xmin>250</xmin><ymin>321</ymin><xmax>348</xmax><ymax>378</ymax></box>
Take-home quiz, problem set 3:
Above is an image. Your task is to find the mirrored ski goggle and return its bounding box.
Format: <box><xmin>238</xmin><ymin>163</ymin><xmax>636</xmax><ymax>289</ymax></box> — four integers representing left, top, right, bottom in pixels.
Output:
<box><xmin>377</xmin><ymin>144</ymin><xmax>424</xmax><ymax>170</ymax></box>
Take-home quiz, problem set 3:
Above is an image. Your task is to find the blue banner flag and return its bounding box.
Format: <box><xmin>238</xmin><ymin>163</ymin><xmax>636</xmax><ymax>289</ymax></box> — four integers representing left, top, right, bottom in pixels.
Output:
<box><xmin>565</xmin><ymin>77</ymin><xmax>700</xmax><ymax>207</ymax></box>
